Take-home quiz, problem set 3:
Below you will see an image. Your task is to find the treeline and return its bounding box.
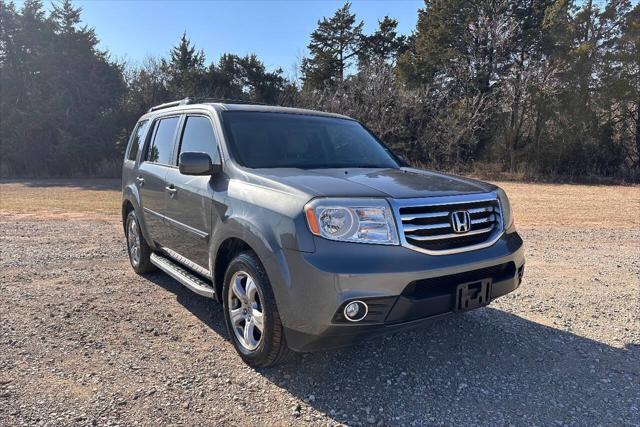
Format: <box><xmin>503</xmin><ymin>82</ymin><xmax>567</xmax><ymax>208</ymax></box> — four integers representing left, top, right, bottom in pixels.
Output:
<box><xmin>1</xmin><ymin>0</ymin><xmax>638</xmax><ymax>180</ymax></box>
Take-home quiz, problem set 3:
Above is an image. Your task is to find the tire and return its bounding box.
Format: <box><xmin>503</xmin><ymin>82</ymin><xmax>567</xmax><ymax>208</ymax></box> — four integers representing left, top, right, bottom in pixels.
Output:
<box><xmin>222</xmin><ymin>251</ymin><xmax>292</xmax><ymax>367</ymax></box>
<box><xmin>125</xmin><ymin>210</ymin><xmax>156</xmax><ymax>274</ymax></box>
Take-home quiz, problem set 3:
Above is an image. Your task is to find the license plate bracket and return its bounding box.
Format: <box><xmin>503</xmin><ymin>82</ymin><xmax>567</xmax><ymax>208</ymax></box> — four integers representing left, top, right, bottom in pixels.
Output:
<box><xmin>455</xmin><ymin>278</ymin><xmax>492</xmax><ymax>312</ymax></box>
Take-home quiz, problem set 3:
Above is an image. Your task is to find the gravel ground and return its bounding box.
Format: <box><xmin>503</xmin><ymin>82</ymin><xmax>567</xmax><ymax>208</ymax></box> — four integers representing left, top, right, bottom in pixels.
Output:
<box><xmin>0</xmin><ymin>180</ymin><xmax>638</xmax><ymax>426</ymax></box>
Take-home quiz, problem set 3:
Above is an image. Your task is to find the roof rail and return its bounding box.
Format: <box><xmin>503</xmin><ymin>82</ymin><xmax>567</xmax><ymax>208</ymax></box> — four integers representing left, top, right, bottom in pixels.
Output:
<box><xmin>148</xmin><ymin>99</ymin><xmax>189</xmax><ymax>112</ymax></box>
<box><xmin>185</xmin><ymin>97</ymin><xmax>268</xmax><ymax>106</ymax></box>
<box><xmin>148</xmin><ymin>97</ymin><xmax>268</xmax><ymax>112</ymax></box>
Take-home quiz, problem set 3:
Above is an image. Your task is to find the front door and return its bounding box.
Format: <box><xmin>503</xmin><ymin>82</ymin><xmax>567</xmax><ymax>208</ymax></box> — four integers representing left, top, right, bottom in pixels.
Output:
<box><xmin>137</xmin><ymin>115</ymin><xmax>181</xmax><ymax>246</ymax></box>
<box><xmin>164</xmin><ymin>114</ymin><xmax>221</xmax><ymax>271</ymax></box>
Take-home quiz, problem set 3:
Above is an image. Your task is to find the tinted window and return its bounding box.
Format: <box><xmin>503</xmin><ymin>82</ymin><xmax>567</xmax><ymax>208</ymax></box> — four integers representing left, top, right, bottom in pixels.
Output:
<box><xmin>145</xmin><ymin>116</ymin><xmax>179</xmax><ymax>165</ymax></box>
<box><xmin>178</xmin><ymin>116</ymin><xmax>218</xmax><ymax>162</ymax></box>
<box><xmin>222</xmin><ymin>112</ymin><xmax>399</xmax><ymax>169</ymax></box>
<box><xmin>126</xmin><ymin>120</ymin><xmax>148</xmax><ymax>161</ymax></box>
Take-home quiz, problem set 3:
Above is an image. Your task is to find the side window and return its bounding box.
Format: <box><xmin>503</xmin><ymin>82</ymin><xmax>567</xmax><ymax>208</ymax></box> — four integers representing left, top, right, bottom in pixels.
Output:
<box><xmin>178</xmin><ymin>116</ymin><xmax>219</xmax><ymax>163</ymax></box>
<box><xmin>126</xmin><ymin>120</ymin><xmax>148</xmax><ymax>161</ymax></box>
<box><xmin>145</xmin><ymin>116</ymin><xmax>180</xmax><ymax>165</ymax></box>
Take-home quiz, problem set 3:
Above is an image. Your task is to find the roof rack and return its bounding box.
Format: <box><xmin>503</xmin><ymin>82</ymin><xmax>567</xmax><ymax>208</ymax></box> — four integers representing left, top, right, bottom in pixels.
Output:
<box><xmin>148</xmin><ymin>97</ymin><xmax>267</xmax><ymax>112</ymax></box>
<box><xmin>186</xmin><ymin>97</ymin><xmax>268</xmax><ymax>106</ymax></box>
<box><xmin>147</xmin><ymin>99</ymin><xmax>188</xmax><ymax>112</ymax></box>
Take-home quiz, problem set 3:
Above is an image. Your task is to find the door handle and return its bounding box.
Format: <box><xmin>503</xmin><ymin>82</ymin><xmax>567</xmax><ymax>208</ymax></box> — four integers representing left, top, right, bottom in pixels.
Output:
<box><xmin>165</xmin><ymin>184</ymin><xmax>177</xmax><ymax>196</ymax></box>
<box><xmin>136</xmin><ymin>176</ymin><xmax>145</xmax><ymax>186</ymax></box>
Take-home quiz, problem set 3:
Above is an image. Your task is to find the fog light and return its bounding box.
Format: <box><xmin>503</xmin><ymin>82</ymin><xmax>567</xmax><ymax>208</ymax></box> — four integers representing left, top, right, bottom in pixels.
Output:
<box><xmin>343</xmin><ymin>301</ymin><xmax>368</xmax><ymax>322</ymax></box>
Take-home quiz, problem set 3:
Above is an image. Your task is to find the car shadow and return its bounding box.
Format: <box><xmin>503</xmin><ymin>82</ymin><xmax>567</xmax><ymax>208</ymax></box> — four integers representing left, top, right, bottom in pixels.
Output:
<box><xmin>143</xmin><ymin>272</ymin><xmax>639</xmax><ymax>425</ymax></box>
<box><xmin>143</xmin><ymin>271</ymin><xmax>229</xmax><ymax>338</ymax></box>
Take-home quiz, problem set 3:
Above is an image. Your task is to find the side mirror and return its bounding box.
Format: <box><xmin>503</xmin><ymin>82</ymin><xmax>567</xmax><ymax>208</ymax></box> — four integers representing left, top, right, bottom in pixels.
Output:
<box><xmin>178</xmin><ymin>152</ymin><xmax>221</xmax><ymax>176</ymax></box>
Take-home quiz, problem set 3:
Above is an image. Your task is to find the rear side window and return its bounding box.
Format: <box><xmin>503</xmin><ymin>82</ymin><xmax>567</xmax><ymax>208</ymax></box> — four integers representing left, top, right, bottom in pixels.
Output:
<box><xmin>145</xmin><ymin>116</ymin><xmax>180</xmax><ymax>165</ymax></box>
<box><xmin>126</xmin><ymin>120</ymin><xmax>148</xmax><ymax>161</ymax></box>
<box><xmin>178</xmin><ymin>116</ymin><xmax>218</xmax><ymax>163</ymax></box>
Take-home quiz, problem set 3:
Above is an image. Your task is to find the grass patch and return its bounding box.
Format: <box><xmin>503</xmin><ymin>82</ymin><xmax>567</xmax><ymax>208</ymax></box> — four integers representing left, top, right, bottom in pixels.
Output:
<box><xmin>1</xmin><ymin>178</ymin><xmax>638</xmax><ymax>229</ymax></box>
<box><xmin>0</xmin><ymin>179</ymin><xmax>121</xmax><ymax>217</ymax></box>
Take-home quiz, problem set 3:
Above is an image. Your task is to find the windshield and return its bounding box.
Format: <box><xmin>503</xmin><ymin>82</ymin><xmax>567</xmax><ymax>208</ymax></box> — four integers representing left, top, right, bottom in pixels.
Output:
<box><xmin>221</xmin><ymin>111</ymin><xmax>401</xmax><ymax>169</ymax></box>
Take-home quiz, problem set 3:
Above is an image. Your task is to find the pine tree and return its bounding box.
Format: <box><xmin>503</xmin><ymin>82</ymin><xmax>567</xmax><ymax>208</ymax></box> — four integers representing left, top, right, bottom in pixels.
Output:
<box><xmin>0</xmin><ymin>0</ymin><xmax>124</xmax><ymax>176</ymax></box>
<box><xmin>198</xmin><ymin>53</ymin><xmax>285</xmax><ymax>103</ymax></box>
<box><xmin>50</xmin><ymin>0</ymin><xmax>81</xmax><ymax>34</ymax></box>
<box><xmin>301</xmin><ymin>2</ymin><xmax>363</xmax><ymax>88</ymax></box>
<box><xmin>358</xmin><ymin>16</ymin><xmax>406</xmax><ymax>67</ymax></box>
<box><xmin>162</xmin><ymin>32</ymin><xmax>205</xmax><ymax>98</ymax></box>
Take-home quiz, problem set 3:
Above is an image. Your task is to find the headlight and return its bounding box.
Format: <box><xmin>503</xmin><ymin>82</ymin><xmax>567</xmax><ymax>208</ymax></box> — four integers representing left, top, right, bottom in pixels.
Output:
<box><xmin>496</xmin><ymin>188</ymin><xmax>515</xmax><ymax>231</ymax></box>
<box><xmin>304</xmin><ymin>198</ymin><xmax>399</xmax><ymax>245</ymax></box>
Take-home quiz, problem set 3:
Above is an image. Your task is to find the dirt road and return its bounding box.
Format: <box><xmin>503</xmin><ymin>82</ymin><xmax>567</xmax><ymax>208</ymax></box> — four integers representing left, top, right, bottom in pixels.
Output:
<box><xmin>1</xmin><ymin>179</ymin><xmax>638</xmax><ymax>426</ymax></box>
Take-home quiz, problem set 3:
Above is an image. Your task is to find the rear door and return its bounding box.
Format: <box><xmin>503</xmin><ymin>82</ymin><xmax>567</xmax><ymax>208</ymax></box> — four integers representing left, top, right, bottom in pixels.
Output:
<box><xmin>163</xmin><ymin>114</ymin><xmax>220</xmax><ymax>272</ymax></box>
<box><xmin>122</xmin><ymin>119</ymin><xmax>149</xmax><ymax>191</ymax></box>
<box><xmin>137</xmin><ymin>115</ymin><xmax>181</xmax><ymax>246</ymax></box>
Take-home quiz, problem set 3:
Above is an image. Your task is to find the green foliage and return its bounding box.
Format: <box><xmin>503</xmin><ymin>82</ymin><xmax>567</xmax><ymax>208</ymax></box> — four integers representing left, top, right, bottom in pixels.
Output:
<box><xmin>1</xmin><ymin>0</ymin><xmax>125</xmax><ymax>176</ymax></box>
<box><xmin>301</xmin><ymin>2</ymin><xmax>364</xmax><ymax>88</ymax></box>
<box><xmin>153</xmin><ymin>35</ymin><xmax>287</xmax><ymax>103</ymax></box>
<box><xmin>161</xmin><ymin>32</ymin><xmax>205</xmax><ymax>98</ymax></box>
<box><xmin>358</xmin><ymin>16</ymin><xmax>407</xmax><ymax>67</ymax></box>
<box><xmin>0</xmin><ymin>0</ymin><xmax>637</xmax><ymax>180</ymax></box>
<box><xmin>391</xmin><ymin>0</ymin><xmax>638</xmax><ymax>179</ymax></box>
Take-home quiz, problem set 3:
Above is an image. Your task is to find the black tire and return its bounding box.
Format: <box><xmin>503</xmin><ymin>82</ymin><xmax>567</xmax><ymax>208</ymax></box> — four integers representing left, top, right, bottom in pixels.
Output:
<box><xmin>222</xmin><ymin>251</ymin><xmax>292</xmax><ymax>367</ymax></box>
<box><xmin>125</xmin><ymin>210</ymin><xmax>156</xmax><ymax>274</ymax></box>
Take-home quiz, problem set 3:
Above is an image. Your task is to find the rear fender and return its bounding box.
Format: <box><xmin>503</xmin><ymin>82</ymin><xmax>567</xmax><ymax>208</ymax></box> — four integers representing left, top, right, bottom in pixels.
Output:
<box><xmin>122</xmin><ymin>184</ymin><xmax>157</xmax><ymax>250</ymax></box>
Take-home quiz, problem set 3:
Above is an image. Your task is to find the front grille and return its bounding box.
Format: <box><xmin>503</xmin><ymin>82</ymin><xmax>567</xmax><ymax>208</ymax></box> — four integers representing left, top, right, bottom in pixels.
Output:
<box><xmin>397</xmin><ymin>196</ymin><xmax>503</xmax><ymax>254</ymax></box>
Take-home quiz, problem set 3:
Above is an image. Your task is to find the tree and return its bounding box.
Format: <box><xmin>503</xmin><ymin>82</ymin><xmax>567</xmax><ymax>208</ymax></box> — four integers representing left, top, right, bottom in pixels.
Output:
<box><xmin>301</xmin><ymin>2</ymin><xmax>363</xmax><ymax>88</ymax></box>
<box><xmin>501</xmin><ymin>0</ymin><xmax>563</xmax><ymax>170</ymax></box>
<box><xmin>235</xmin><ymin>54</ymin><xmax>286</xmax><ymax>103</ymax></box>
<box><xmin>161</xmin><ymin>32</ymin><xmax>205</xmax><ymax>98</ymax></box>
<box><xmin>0</xmin><ymin>0</ymin><xmax>125</xmax><ymax>176</ymax></box>
<box><xmin>358</xmin><ymin>16</ymin><xmax>406</xmax><ymax>67</ymax></box>
<box><xmin>398</xmin><ymin>0</ymin><xmax>519</xmax><ymax>160</ymax></box>
<box><xmin>197</xmin><ymin>53</ymin><xmax>286</xmax><ymax>103</ymax></box>
<box><xmin>613</xmin><ymin>3</ymin><xmax>640</xmax><ymax>172</ymax></box>
<box><xmin>1</xmin><ymin>0</ymin><xmax>638</xmax><ymax>180</ymax></box>
<box><xmin>554</xmin><ymin>0</ymin><xmax>635</xmax><ymax>176</ymax></box>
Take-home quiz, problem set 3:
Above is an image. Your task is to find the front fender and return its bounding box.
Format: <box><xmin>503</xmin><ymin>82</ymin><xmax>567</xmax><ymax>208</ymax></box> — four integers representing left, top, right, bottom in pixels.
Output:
<box><xmin>209</xmin><ymin>201</ymin><xmax>316</xmax><ymax>325</ymax></box>
<box><xmin>208</xmin><ymin>178</ymin><xmax>318</xmax><ymax>322</ymax></box>
<box><xmin>210</xmin><ymin>215</ymin><xmax>282</xmax><ymax>267</ymax></box>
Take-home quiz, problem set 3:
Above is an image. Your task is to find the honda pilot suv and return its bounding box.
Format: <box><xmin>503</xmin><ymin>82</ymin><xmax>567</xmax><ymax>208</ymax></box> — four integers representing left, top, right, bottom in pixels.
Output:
<box><xmin>122</xmin><ymin>99</ymin><xmax>525</xmax><ymax>367</ymax></box>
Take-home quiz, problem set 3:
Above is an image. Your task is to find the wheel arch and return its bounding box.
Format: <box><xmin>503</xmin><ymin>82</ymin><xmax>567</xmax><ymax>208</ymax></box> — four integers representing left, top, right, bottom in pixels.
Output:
<box><xmin>209</xmin><ymin>218</ymin><xmax>292</xmax><ymax>311</ymax></box>
<box><xmin>213</xmin><ymin>237</ymin><xmax>253</xmax><ymax>299</ymax></box>
<box><xmin>122</xmin><ymin>199</ymin><xmax>135</xmax><ymax>230</ymax></box>
<box><xmin>121</xmin><ymin>184</ymin><xmax>155</xmax><ymax>248</ymax></box>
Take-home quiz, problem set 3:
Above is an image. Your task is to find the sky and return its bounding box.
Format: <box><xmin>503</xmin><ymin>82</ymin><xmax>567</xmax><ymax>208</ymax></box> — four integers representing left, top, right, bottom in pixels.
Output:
<box><xmin>18</xmin><ymin>0</ymin><xmax>425</xmax><ymax>76</ymax></box>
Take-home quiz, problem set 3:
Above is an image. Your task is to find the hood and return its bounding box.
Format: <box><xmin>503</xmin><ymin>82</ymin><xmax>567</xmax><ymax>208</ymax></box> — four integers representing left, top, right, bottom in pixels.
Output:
<box><xmin>247</xmin><ymin>167</ymin><xmax>495</xmax><ymax>199</ymax></box>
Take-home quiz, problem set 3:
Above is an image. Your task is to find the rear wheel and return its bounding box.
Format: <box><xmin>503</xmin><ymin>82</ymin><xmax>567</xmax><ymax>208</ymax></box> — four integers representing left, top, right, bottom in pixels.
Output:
<box><xmin>222</xmin><ymin>252</ymin><xmax>291</xmax><ymax>367</ymax></box>
<box><xmin>125</xmin><ymin>210</ymin><xmax>155</xmax><ymax>274</ymax></box>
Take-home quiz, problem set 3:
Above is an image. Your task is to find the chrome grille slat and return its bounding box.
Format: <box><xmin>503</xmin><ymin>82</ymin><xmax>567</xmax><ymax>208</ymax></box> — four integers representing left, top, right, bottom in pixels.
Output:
<box><xmin>403</xmin><ymin>222</ymin><xmax>450</xmax><ymax>233</ymax></box>
<box><xmin>471</xmin><ymin>216</ymin><xmax>493</xmax><ymax>225</ymax></box>
<box><xmin>467</xmin><ymin>206</ymin><xmax>494</xmax><ymax>215</ymax></box>
<box><xmin>400</xmin><ymin>211</ymin><xmax>449</xmax><ymax>221</ymax></box>
<box><xmin>394</xmin><ymin>194</ymin><xmax>504</xmax><ymax>255</ymax></box>
<box><xmin>404</xmin><ymin>226</ymin><xmax>494</xmax><ymax>241</ymax></box>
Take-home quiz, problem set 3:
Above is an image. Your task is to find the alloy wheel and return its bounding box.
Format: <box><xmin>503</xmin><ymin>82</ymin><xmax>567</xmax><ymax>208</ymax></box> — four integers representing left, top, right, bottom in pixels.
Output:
<box><xmin>127</xmin><ymin>218</ymin><xmax>141</xmax><ymax>267</ymax></box>
<box><xmin>227</xmin><ymin>271</ymin><xmax>264</xmax><ymax>351</ymax></box>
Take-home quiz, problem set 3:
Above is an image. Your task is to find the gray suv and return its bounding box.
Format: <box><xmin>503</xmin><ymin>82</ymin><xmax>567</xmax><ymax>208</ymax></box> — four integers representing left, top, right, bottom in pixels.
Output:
<box><xmin>122</xmin><ymin>98</ymin><xmax>525</xmax><ymax>367</ymax></box>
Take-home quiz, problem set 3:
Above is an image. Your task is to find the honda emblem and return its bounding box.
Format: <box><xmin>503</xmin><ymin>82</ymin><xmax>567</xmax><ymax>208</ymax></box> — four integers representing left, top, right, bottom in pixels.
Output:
<box><xmin>450</xmin><ymin>210</ymin><xmax>471</xmax><ymax>233</ymax></box>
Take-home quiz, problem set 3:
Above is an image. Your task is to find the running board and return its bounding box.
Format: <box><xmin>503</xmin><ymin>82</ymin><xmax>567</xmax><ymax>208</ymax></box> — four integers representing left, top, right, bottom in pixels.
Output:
<box><xmin>150</xmin><ymin>253</ymin><xmax>215</xmax><ymax>298</ymax></box>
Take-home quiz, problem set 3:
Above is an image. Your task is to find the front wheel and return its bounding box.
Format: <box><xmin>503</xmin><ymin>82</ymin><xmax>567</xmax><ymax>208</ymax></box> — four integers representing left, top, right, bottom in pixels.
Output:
<box><xmin>222</xmin><ymin>252</ymin><xmax>291</xmax><ymax>367</ymax></box>
<box><xmin>125</xmin><ymin>210</ymin><xmax>156</xmax><ymax>274</ymax></box>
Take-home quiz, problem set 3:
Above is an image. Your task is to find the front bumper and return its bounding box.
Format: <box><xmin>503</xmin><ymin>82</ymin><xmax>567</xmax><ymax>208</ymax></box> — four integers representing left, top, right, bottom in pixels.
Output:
<box><xmin>270</xmin><ymin>231</ymin><xmax>524</xmax><ymax>352</ymax></box>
